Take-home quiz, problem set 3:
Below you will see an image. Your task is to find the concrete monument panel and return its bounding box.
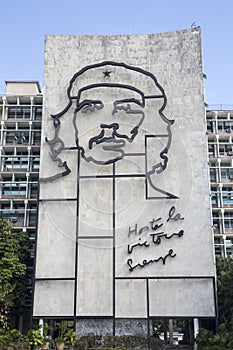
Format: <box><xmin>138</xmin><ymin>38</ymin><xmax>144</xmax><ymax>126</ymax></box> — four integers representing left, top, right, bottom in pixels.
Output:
<box><xmin>33</xmin><ymin>28</ymin><xmax>216</xmax><ymax>335</ymax></box>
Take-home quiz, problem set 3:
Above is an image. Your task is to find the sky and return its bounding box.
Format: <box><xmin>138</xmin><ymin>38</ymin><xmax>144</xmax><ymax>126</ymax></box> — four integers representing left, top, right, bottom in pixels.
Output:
<box><xmin>0</xmin><ymin>0</ymin><xmax>232</xmax><ymax>106</ymax></box>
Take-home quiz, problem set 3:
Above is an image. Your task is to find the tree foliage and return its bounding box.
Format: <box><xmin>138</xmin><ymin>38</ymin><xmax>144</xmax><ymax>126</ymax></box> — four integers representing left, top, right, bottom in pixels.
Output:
<box><xmin>196</xmin><ymin>257</ymin><xmax>233</xmax><ymax>349</ymax></box>
<box><xmin>216</xmin><ymin>256</ymin><xmax>233</xmax><ymax>326</ymax></box>
<box><xmin>0</xmin><ymin>219</ymin><xmax>30</xmax><ymax>329</ymax></box>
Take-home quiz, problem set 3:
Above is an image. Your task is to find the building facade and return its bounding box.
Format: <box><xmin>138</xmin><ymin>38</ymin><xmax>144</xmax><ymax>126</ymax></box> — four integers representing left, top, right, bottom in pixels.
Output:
<box><xmin>0</xmin><ymin>44</ymin><xmax>232</xmax><ymax>335</ymax></box>
<box><xmin>0</xmin><ymin>81</ymin><xmax>42</xmax><ymax>330</ymax></box>
<box><xmin>33</xmin><ymin>29</ymin><xmax>216</xmax><ymax>336</ymax></box>
<box><xmin>207</xmin><ymin>106</ymin><xmax>233</xmax><ymax>257</ymax></box>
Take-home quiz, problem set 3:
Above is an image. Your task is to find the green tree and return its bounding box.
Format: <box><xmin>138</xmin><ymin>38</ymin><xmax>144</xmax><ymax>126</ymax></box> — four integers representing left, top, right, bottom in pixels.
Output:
<box><xmin>216</xmin><ymin>256</ymin><xmax>233</xmax><ymax>328</ymax></box>
<box><xmin>0</xmin><ymin>219</ymin><xmax>30</xmax><ymax>329</ymax></box>
<box><xmin>195</xmin><ymin>257</ymin><xmax>233</xmax><ymax>349</ymax></box>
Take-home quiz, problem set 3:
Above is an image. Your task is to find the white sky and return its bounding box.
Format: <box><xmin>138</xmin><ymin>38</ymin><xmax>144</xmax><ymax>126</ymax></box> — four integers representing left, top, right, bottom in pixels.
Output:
<box><xmin>0</xmin><ymin>0</ymin><xmax>232</xmax><ymax>105</ymax></box>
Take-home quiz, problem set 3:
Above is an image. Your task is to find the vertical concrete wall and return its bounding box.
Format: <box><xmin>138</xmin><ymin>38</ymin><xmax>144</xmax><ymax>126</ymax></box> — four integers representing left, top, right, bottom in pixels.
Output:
<box><xmin>33</xmin><ymin>28</ymin><xmax>216</xmax><ymax>336</ymax></box>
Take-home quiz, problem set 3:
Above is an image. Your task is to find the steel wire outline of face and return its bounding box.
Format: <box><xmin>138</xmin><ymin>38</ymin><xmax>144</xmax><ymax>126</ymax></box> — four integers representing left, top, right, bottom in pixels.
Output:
<box><xmin>73</xmin><ymin>84</ymin><xmax>146</xmax><ymax>165</ymax></box>
<box><xmin>42</xmin><ymin>61</ymin><xmax>174</xmax><ymax>182</ymax></box>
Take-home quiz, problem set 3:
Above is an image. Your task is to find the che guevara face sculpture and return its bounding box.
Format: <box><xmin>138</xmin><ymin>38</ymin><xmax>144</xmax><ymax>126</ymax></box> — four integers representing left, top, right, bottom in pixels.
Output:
<box><xmin>73</xmin><ymin>86</ymin><xmax>145</xmax><ymax>165</ymax></box>
<box><xmin>44</xmin><ymin>61</ymin><xmax>174</xmax><ymax>182</ymax></box>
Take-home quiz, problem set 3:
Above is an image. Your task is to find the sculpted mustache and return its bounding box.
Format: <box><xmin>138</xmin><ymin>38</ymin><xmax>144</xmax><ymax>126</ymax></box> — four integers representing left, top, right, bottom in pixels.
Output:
<box><xmin>89</xmin><ymin>130</ymin><xmax>104</xmax><ymax>149</ymax></box>
<box><xmin>89</xmin><ymin>130</ymin><xmax>126</xmax><ymax>150</ymax></box>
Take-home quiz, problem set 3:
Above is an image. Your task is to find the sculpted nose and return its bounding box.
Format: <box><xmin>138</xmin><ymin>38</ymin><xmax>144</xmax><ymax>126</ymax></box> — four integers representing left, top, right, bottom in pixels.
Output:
<box><xmin>100</xmin><ymin>123</ymin><xmax>119</xmax><ymax>130</ymax></box>
<box><xmin>100</xmin><ymin>123</ymin><xmax>119</xmax><ymax>137</ymax></box>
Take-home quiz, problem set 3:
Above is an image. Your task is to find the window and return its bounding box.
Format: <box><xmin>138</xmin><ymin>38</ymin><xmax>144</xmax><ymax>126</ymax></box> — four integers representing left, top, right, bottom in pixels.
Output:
<box><xmin>14</xmin><ymin>176</ymin><xmax>27</xmax><ymax>182</ymax></box>
<box><xmin>13</xmin><ymin>203</ymin><xmax>25</xmax><ymax>210</ymax></box>
<box><xmin>5</xmin><ymin>131</ymin><xmax>29</xmax><ymax>144</ymax></box>
<box><xmin>217</xmin><ymin>121</ymin><xmax>233</xmax><ymax>133</ymax></box>
<box><xmin>0</xmin><ymin>210</ymin><xmax>24</xmax><ymax>225</ymax></box>
<box><xmin>222</xmin><ymin>187</ymin><xmax>233</xmax><ymax>205</ymax></box>
<box><xmin>207</xmin><ymin>121</ymin><xmax>213</xmax><ymax>132</ymax></box>
<box><xmin>30</xmin><ymin>183</ymin><xmax>38</xmax><ymax>196</ymax></box>
<box><xmin>210</xmin><ymin>168</ymin><xmax>217</xmax><ymax>181</ymax></box>
<box><xmin>0</xmin><ymin>203</ymin><xmax>11</xmax><ymax>210</ymax></box>
<box><xmin>28</xmin><ymin>210</ymin><xmax>37</xmax><ymax>226</ymax></box>
<box><xmin>2</xmin><ymin>183</ymin><xmax>27</xmax><ymax>196</ymax></box>
<box><xmin>226</xmin><ymin>238</ymin><xmax>233</xmax><ymax>257</ymax></box>
<box><xmin>7</xmin><ymin>106</ymin><xmax>31</xmax><ymax>119</ymax></box>
<box><xmin>217</xmin><ymin>121</ymin><xmax>224</xmax><ymax>132</ymax></box>
<box><xmin>212</xmin><ymin>212</ymin><xmax>220</xmax><ymax>230</ymax></box>
<box><xmin>219</xmin><ymin>144</ymin><xmax>233</xmax><ymax>157</ymax></box>
<box><xmin>31</xmin><ymin>149</ymin><xmax>40</xmax><ymax>156</ymax></box>
<box><xmin>220</xmin><ymin>162</ymin><xmax>231</xmax><ymax>167</ymax></box>
<box><xmin>224</xmin><ymin>212</ymin><xmax>233</xmax><ymax>230</ymax></box>
<box><xmin>214</xmin><ymin>238</ymin><xmax>222</xmax><ymax>256</ymax></box>
<box><xmin>34</xmin><ymin>106</ymin><xmax>42</xmax><ymax>120</ymax></box>
<box><xmin>225</xmin><ymin>121</ymin><xmax>233</xmax><ymax>132</ymax></box>
<box><xmin>211</xmin><ymin>190</ymin><xmax>218</xmax><ymax>205</ymax></box>
<box><xmin>32</xmin><ymin>131</ymin><xmax>41</xmax><ymax>145</ymax></box>
<box><xmin>4</xmin><ymin>157</ymin><xmax>28</xmax><ymax>170</ymax></box>
<box><xmin>16</xmin><ymin>150</ymin><xmax>28</xmax><ymax>157</ymax></box>
<box><xmin>208</xmin><ymin>144</ymin><xmax>215</xmax><ymax>157</ymax></box>
<box><xmin>221</xmin><ymin>167</ymin><xmax>233</xmax><ymax>180</ymax></box>
<box><xmin>31</xmin><ymin>157</ymin><xmax>40</xmax><ymax>170</ymax></box>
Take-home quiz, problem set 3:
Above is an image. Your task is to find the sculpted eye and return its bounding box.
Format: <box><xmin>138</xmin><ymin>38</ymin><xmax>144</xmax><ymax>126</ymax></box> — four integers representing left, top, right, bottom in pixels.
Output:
<box><xmin>81</xmin><ymin>101</ymin><xmax>103</xmax><ymax>113</ymax></box>
<box><xmin>112</xmin><ymin>102</ymin><xmax>144</xmax><ymax>116</ymax></box>
<box><xmin>112</xmin><ymin>103</ymin><xmax>131</xmax><ymax>115</ymax></box>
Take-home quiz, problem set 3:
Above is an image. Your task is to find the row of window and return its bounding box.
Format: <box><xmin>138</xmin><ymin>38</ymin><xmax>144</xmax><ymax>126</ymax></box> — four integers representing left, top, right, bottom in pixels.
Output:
<box><xmin>207</xmin><ymin>120</ymin><xmax>233</xmax><ymax>133</ymax></box>
<box><xmin>1</xmin><ymin>179</ymin><xmax>38</xmax><ymax>186</ymax></box>
<box><xmin>0</xmin><ymin>202</ymin><xmax>37</xmax><ymax>210</ymax></box>
<box><xmin>0</xmin><ymin>209</ymin><xmax>37</xmax><ymax>223</ymax></box>
<box><xmin>2</xmin><ymin>131</ymin><xmax>41</xmax><ymax>145</ymax></box>
<box><xmin>2</xmin><ymin>106</ymin><xmax>42</xmax><ymax>120</ymax></box>
<box><xmin>1</xmin><ymin>125</ymin><xmax>41</xmax><ymax>131</ymax></box>
<box><xmin>210</xmin><ymin>167</ymin><xmax>233</xmax><ymax>182</ymax></box>
<box><xmin>1</xmin><ymin>183</ymin><xmax>38</xmax><ymax>196</ymax></box>
<box><xmin>214</xmin><ymin>237</ymin><xmax>233</xmax><ymax>257</ymax></box>
<box><xmin>211</xmin><ymin>188</ymin><xmax>233</xmax><ymax>206</ymax></box>
<box><xmin>1</xmin><ymin>157</ymin><xmax>40</xmax><ymax>171</ymax></box>
<box><xmin>208</xmin><ymin>143</ymin><xmax>233</xmax><ymax>157</ymax></box>
<box><xmin>212</xmin><ymin>212</ymin><xmax>233</xmax><ymax>230</ymax></box>
<box><xmin>1</xmin><ymin>148</ymin><xmax>40</xmax><ymax>157</ymax></box>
